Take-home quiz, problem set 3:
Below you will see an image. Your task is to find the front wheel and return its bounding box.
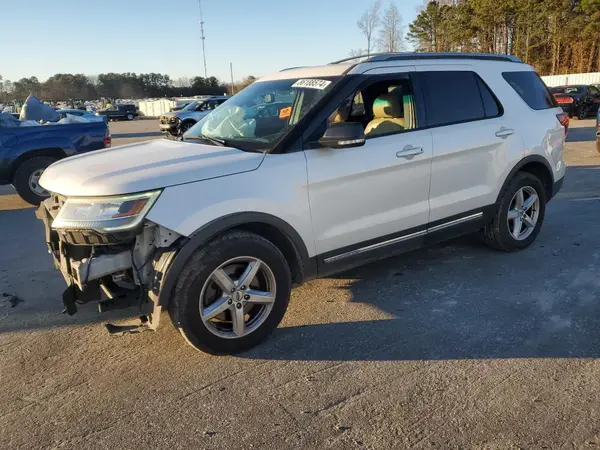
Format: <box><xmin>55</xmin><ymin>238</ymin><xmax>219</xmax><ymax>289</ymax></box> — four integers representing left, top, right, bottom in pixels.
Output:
<box><xmin>126</xmin><ymin>113</ymin><xmax>134</xmax><ymax>121</ymax></box>
<box><xmin>482</xmin><ymin>172</ymin><xmax>546</xmax><ymax>251</ymax></box>
<box><xmin>170</xmin><ymin>231</ymin><xmax>292</xmax><ymax>354</ymax></box>
<box><xmin>13</xmin><ymin>156</ymin><xmax>57</xmax><ymax>205</ymax></box>
<box><xmin>179</xmin><ymin>121</ymin><xmax>195</xmax><ymax>134</ymax></box>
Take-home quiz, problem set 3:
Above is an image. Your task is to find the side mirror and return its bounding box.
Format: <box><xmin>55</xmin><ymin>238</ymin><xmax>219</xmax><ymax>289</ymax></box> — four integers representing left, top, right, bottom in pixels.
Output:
<box><xmin>318</xmin><ymin>122</ymin><xmax>365</xmax><ymax>149</ymax></box>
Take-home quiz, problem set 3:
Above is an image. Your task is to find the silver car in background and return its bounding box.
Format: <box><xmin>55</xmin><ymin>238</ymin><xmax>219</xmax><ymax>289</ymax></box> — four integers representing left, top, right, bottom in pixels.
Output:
<box><xmin>159</xmin><ymin>96</ymin><xmax>228</xmax><ymax>136</ymax></box>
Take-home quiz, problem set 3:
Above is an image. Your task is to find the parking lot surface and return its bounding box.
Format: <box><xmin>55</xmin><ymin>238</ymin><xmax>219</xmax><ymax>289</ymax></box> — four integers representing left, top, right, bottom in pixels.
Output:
<box><xmin>1</xmin><ymin>119</ymin><xmax>600</xmax><ymax>449</ymax></box>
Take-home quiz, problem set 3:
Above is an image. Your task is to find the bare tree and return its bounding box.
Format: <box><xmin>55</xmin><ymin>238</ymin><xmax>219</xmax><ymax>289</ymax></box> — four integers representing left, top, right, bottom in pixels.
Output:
<box><xmin>174</xmin><ymin>76</ymin><xmax>191</xmax><ymax>88</ymax></box>
<box><xmin>357</xmin><ymin>0</ymin><xmax>381</xmax><ymax>57</ymax></box>
<box><xmin>349</xmin><ymin>48</ymin><xmax>367</xmax><ymax>58</ymax></box>
<box><xmin>86</xmin><ymin>75</ymin><xmax>99</xmax><ymax>86</ymax></box>
<box><xmin>378</xmin><ymin>4</ymin><xmax>405</xmax><ymax>53</ymax></box>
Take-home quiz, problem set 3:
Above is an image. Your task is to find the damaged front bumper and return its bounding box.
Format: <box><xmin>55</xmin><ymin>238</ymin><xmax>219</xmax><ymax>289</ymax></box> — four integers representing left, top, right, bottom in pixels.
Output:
<box><xmin>36</xmin><ymin>194</ymin><xmax>182</xmax><ymax>332</ymax></box>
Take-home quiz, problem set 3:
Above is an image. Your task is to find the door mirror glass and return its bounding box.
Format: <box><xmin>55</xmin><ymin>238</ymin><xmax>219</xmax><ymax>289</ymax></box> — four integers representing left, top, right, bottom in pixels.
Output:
<box><xmin>318</xmin><ymin>122</ymin><xmax>365</xmax><ymax>149</ymax></box>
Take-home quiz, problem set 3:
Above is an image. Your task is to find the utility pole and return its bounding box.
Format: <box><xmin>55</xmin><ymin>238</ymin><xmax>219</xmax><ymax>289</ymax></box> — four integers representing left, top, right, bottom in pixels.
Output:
<box><xmin>230</xmin><ymin>62</ymin><xmax>235</xmax><ymax>94</ymax></box>
<box><xmin>199</xmin><ymin>0</ymin><xmax>207</xmax><ymax>79</ymax></box>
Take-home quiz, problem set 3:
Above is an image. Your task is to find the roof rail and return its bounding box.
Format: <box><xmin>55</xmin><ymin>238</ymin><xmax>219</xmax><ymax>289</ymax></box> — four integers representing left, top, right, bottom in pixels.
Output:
<box><xmin>280</xmin><ymin>66</ymin><xmax>306</xmax><ymax>72</ymax></box>
<box><xmin>330</xmin><ymin>52</ymin><xmax>522</xmax><ymax>65</ymax></box>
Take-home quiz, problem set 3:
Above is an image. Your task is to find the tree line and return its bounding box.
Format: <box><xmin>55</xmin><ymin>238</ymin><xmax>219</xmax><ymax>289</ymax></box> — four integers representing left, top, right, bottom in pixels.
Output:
<box><xmin>0</xmin><ymin>72</ymin><xmax>232</xmax><ymax>103</ymax></box>
<box><xmin>354</xmin><ymin>0</ymin><xmax>600</xmax><ymax>76</ymax></box>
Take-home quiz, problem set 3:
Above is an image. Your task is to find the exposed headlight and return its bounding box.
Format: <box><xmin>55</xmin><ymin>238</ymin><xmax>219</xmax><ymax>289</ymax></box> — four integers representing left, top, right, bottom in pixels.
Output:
<box><xmin>52</xmin><ymin>191</ymin><xmax>161</xmax><ymax>232</ymax></box>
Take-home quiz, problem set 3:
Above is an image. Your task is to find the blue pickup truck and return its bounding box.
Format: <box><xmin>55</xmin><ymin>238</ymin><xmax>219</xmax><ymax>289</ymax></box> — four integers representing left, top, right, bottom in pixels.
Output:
<box><xmin>0</xmin><ymin>120</ymin><xmax>110</xmax><ymax>204</ymax></box>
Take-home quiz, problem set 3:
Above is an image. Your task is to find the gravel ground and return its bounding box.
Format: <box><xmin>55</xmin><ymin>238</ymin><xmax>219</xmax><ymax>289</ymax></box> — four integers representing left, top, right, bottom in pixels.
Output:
<box><xmin>1</xmin><ymin>119</ymin><xmax>599</xmax><ymax>449</ymax></box>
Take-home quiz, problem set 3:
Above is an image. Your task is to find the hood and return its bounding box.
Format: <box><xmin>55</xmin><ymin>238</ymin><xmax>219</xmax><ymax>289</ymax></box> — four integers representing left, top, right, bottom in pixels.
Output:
<box><xmin>40</xmin><ymin>139</ymin><xmax>265</xmax><ymax>197</ymax></box>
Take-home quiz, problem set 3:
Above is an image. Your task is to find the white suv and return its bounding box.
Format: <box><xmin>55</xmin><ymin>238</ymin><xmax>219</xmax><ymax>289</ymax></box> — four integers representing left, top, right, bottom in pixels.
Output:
<box><xmin>37</xmin><ymin>53</ymin><xmax>567</xmax><ymax>354</ymax></box>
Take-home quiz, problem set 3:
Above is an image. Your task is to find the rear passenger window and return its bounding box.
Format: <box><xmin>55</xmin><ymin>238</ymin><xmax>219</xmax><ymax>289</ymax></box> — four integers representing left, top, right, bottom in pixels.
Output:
<box><xmin>477</xmin><ymin>77</ymin><xmax>500</xmax><ymax>117</ymax></box>
<box><xmin>420</xmin><ymin>71</ymin><xmax>488</xmax><ymax>127</ymax></box>
<box><xmin>502</xmin><ymin>71</ymin><xmax>558</xmax><ymax>110</ymax></box>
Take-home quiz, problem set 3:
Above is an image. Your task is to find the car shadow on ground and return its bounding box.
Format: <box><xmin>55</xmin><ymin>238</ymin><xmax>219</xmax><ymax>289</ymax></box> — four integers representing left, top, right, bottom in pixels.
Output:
<box><xmin>243</xmin><ymin>165</ymin><xmax>600</xmax><ymax>361</ymax></box>
<box><xmin>566</xmin><ymin>126</ymin><xmax>596</xmax><ymax>143</ymax></box>
<box><xmin>2</xmin><ymin>167</ymin><xmax>600</xmax><ymax>363</ymax></box>
<box><xmin>110</xmin><ymin>131</ymin><xmax>163</xmax><ymax>139</ymax></box>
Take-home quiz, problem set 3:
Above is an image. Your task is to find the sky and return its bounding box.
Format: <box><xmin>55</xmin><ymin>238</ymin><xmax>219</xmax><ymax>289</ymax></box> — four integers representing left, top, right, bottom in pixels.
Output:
<box><xmin>0</xmin><ymin>0</ymin><xmax>424</xmax><ymax>83</ymax></box>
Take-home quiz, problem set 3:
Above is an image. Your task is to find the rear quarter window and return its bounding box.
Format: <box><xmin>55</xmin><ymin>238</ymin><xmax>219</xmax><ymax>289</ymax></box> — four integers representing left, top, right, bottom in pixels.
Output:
<box><xmin>502</xmin><ymin>71</ymin><xmax>558</xmax><ymax>110</ymax></box>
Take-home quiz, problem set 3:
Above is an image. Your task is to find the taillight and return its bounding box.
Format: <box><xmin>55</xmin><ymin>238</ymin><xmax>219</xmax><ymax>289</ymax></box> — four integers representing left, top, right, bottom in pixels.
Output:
<box><xmin>557</xmin><ymin>113</ymin><xmax>569</xmax><ymax>136</ymax></box>
<box><xmin>104</xmin><ymin>128</ymin><xmax>111</xmax><ymax>147</ymax></box>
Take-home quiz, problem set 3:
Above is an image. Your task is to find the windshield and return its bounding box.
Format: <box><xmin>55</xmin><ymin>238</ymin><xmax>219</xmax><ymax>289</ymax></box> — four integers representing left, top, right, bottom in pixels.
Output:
<box><xmin>181</xmin><ymin>101</ymin><xmax>199</xmax><ymax>111</ymax></box>
<box><xmin>551</xmin><ymin>86</ymin><xmax>585</xmax><ymax>95</ymax></box>
<box><xmin>184</xmin><ymin>77</ymin><xmax>340</xmax><ymax>151</ymax></box>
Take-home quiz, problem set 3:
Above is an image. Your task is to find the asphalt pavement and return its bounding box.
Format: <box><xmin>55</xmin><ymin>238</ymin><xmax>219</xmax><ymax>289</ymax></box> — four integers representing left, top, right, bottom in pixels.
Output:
<box><xmin>1</xmin><ymin>119</ymin><xmax>600</xmax><ymax>449</ymax></box>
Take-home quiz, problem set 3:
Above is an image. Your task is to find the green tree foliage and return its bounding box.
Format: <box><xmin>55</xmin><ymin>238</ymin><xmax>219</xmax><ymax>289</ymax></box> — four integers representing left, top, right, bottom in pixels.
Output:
<box><xmin>0</xmin><ymin>72</ymin><xmax>229</xmax><ymax>103</ymax></box>
<box><xmin>407</xmin><ymin>0</ymin><xmax>600</xmax><ymax>75</ymax></box>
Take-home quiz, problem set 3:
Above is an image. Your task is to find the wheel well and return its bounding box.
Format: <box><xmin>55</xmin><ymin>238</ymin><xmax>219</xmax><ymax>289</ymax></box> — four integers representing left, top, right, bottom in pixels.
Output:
<box><xmin>518</xmin><ymin>161</ymin><xmax>553</xmax><ymax>200</ymax></box>
<box><xmin>230</xmin><ymin>222</ymin><xmax>304</xmax><ymax>285</ymax></box>
<box><xmin>10</xmin><ymin>148</ymin><xmax>66</xmax><ymax>181</ymax></box>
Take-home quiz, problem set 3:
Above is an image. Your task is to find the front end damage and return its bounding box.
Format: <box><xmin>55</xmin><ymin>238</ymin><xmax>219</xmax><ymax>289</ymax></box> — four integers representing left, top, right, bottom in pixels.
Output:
<box><xmin>36</xmin><ymin>194</ymin><xmax>183</xmax><ymax>334</ymax></box>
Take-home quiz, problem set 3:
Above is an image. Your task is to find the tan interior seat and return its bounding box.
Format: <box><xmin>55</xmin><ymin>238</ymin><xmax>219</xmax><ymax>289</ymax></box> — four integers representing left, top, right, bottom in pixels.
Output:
<box><xmin>365</xmin><ymin>94</ymin><xmax>405</xmax><ymax>136</ymax></box>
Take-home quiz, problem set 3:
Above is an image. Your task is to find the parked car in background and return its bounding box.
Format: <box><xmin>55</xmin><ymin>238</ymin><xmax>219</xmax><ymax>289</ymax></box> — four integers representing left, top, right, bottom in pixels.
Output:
<box><xmin>56</xmin><ymin>109</ymin><xmax>108</xmax><ymax>123</ymax></box>
<box><xmin>170</xmin><ymin>100</ymin><xmax>194</xmax><ymax>112</ymax></box>
<box><xmin>160</xmin><ymin>96</ymin><xmax>228</xmax><ymax>136</ymax></box>
<box><xmin>36</xmin><ymin>53</ymin><xmax>566</xmax><ymax>354</ymax></box>
<box><xmin>0</xmin><ymin>121</ymin><xmax>110</xmax><ymax>204</ymax></box>
<box><xmin>96</xmin><ymin>104</ymin><xmax>138</xmax><ymax>121</ymax></box>
<box><xmin>550</xmin><ymin>85</ymin><xmax>600</xmax><ymax>119</ymax></box>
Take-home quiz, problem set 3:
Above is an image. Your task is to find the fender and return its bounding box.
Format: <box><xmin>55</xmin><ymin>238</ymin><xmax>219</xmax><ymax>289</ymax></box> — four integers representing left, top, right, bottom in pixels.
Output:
<box><xmin>495</xmin><ymin>155</ymin><xmax>555</xmax><ymax>203</ymax></box>
<box><xmin>155</xmin><ymin>212</ymin><xmax>314</xmax><ymax>307</ymax></box>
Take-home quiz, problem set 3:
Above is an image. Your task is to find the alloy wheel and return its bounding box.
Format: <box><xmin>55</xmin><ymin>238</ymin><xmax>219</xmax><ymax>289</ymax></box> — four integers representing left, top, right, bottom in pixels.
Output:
<box><xmin>507</xmin><ymin>186</ymin><xmax>540</xmax><ymax>241</ymax></box>
<box><xmin>28</xmin><ymin>169</ymin><xmax>47</xmax><ymax>196</ymax></box>
<box><xmin>199</xmin><ymin>257</ymin><xmax>277</xmax><ymax>339</ymax></box>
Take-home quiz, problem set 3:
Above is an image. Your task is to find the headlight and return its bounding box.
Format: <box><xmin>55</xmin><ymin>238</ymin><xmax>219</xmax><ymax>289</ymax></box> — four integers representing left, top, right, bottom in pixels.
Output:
<box><xmin>169</xmin><ymin>116</ymin><xmax>178</xmax><ymax>123</ymax></box>
<box><xmin>52</xmin><ymin>191</ymin><xmax>161</xmax><ymax>232</ymax></box>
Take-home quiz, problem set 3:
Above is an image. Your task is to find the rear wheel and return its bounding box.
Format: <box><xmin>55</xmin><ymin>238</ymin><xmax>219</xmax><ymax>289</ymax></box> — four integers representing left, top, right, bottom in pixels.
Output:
<box><xmin>482</xmin><ymin>172</ymin><xmax>546</xmax><ymax>251</ymax></box>
<box><xmin>13</xmin><ymin>156</ymin><xmax>57</xmax><ymax>205</ymax></box>
<box><xmin>576</xmin><ymin>107</ymin><xmax>587</xmax><ymax>120</ymax></box>
<box><xmin>170</xmin><ymin>231</ymin><xmax>292</xmax><ymax>354</ymax></box>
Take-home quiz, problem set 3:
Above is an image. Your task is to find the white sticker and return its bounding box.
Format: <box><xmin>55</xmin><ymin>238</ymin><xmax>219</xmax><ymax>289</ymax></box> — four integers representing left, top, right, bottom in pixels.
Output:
<box><xmin>291</xmin><ymin>79</ymin><xmax>332</xmax><ymax>90</ymax></box>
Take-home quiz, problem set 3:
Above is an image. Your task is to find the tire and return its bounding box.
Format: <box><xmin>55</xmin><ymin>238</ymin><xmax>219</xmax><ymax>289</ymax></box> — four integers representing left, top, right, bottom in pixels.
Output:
<box><xmin>482</xmin><ymin>172</ymin><xmax>547</xmax><ymax>252</ymax></box>
<box><xmin>577</xmin><ymin>107</ymin><xmax>587</xmax><ymax>120</ymax></box>
<box><xmin>13</xmin><ymin>156</ymin><xmax>57</xmax><ymax>205</ymax></box>
<box><xmin>170</xmin><ymin>231</ymin><xmax>292</xmax><ymax>355</ymax></box>
<box><xmin>126</xmin><ymin>114</ymin><xmax>134</xmax><ymax>121</ymax></box>
<box><xmin>180</xmin><ymin>121</ymin><xmax>195</xmax><ymax>134</ymax></box>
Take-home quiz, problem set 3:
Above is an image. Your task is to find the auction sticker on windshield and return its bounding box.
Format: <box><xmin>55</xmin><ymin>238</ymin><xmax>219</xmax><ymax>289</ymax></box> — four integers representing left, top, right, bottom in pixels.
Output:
<box><xmin>279</xmin><ymin>106</ymin><xmax>292</xmax><ymax>119</ymax></box>
<box><xmin>291</xmin><ymin>79</ymin><xmax>332</xmax><ymax>90</ymax></box>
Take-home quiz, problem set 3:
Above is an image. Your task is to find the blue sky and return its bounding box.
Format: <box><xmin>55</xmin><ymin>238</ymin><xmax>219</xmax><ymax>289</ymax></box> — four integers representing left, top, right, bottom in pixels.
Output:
<box><xmin>1</xmin><ymin>0</ymin><xmax>423</xmax><ymax>83</ymax></box>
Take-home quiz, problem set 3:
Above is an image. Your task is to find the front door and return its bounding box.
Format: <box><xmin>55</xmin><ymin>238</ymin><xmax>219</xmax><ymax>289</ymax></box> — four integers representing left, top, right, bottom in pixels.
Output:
<box><xmin>304</xmin><ymin>72</ymin><xmax>433</xmax><ymax>271</ymax></box>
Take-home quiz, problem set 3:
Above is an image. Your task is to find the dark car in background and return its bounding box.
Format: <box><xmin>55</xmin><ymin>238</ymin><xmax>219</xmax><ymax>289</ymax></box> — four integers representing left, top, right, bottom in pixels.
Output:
<box><xmin>95</xmin><ymin>104</ymin><xmax>138</xmax><ymax>121</ymax></box>
<box><xmin>550</xmin><ymin>85</ymin><xmax>600</xmax><ymax>120</ymax></box>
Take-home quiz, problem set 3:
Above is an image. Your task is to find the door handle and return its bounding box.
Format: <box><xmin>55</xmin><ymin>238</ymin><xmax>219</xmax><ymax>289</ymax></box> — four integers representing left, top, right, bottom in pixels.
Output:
<box><xmin>495</xmin><ymin>127</ymin><xmax>515</xmax><ymax>138</ymax></box>
<box><xmin>396</xmin><ymin>145</ymin><xmax>424</xmax><ymax>158</ymax></box>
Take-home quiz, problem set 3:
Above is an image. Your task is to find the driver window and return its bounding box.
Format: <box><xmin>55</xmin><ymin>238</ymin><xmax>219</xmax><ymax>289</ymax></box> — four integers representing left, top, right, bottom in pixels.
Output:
<box><xmin>310</xmin><ymin>74</ymin><xmax>419</xmax><ymax>148</ymax></box>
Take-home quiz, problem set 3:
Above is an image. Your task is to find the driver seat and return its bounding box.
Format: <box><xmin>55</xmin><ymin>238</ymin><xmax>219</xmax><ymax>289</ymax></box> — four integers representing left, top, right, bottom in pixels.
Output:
<box><xmin>365</xmin><ymin>94</ymin><xmax>404</xmax><ymax>136</ymax></box>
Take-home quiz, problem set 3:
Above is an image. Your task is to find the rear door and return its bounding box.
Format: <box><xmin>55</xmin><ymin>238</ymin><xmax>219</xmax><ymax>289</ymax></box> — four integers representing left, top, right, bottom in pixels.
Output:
<box><xmin>415</xmin><ymin>67</ymin><xmax>517</xmax><ymax>224</ymax></box>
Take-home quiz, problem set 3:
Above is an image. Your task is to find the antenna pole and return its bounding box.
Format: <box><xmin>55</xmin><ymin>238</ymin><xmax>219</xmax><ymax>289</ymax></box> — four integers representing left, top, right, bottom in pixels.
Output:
<box><xmin>199</xmin><ymin>0</ymin><xmax>207</xmax><ymax>79</ymax></box>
